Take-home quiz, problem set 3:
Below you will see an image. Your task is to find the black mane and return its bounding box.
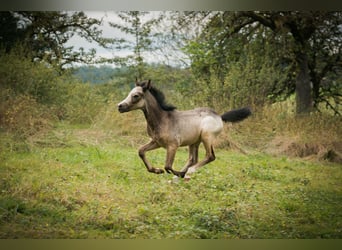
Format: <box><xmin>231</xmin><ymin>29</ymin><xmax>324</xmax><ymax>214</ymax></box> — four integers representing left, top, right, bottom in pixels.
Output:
<box><xmin>149</xmin><ymin>85</ymin><xmax>177</xmax><ymax>111</ymax></box>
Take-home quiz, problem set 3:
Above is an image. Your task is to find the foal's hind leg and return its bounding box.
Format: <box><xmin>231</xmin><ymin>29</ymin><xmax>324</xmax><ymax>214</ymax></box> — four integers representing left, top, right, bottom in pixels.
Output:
<box><xmin>178</xmin><ymin>143</ymin><xmax>200</xmax><ymax>178</ymax></box>
<box><xmin>184</xmin><ymin>136</ymin><xmax>216</xmax><ymax>179</ymax></box>
<box><xmin>138</xmin><ymin>140</ymin><xmax>164</xmax><ymax>174</ymax></box>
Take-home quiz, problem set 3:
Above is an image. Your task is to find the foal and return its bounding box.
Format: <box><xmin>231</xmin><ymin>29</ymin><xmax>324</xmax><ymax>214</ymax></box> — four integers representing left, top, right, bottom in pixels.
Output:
<box><xmin>118</xmin><ymin>80</ymin><xmax>251</xmax><ymax>179</ymax></box>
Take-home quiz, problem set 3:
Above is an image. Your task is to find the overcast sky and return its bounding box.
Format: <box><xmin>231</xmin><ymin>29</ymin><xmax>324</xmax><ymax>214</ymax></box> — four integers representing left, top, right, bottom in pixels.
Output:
<box><xmin>66</xmin><ymin>11</ymin><xmax>133</xmax><ymax>61</ymax></box>
<box><xmin>66</xmin><ymin>11</ymin><xmax>189</xmax><ymax>67</ymax></box>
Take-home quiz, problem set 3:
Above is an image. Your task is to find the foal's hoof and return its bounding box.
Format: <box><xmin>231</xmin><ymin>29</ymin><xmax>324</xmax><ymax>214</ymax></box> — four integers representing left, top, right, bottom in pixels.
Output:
<box><xmin>178</xmin><ymin>171</ymin><xmax>186</xmax><ymax>178</ymax></box>
<box><xmin>154</xmin><ymin>168</ymin><xmax>164</xmax><ymax>174</ymax></box>
<box><xmin>164</xmin><ymin>168</ymin><xmax>172</xmax><ymax>174</ymax></box>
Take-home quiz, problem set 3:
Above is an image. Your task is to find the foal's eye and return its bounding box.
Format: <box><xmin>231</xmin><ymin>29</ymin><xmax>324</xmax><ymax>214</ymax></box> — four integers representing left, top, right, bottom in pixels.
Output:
<box><xmin>132</xmin><ymin>94</ymin><xmax>140</xmax><ymax>100</ymax></box>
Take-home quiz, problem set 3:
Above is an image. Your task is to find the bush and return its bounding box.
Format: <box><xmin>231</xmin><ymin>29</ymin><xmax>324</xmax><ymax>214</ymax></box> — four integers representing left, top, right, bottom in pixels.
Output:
<box><xmin>62</xmin><ymin>83</ymin><xmax>110</xmax><ymax>124</ymax></box>
<box><xmin>0</xmin><ymin>47</ymin><xmax>66</xmax><ymax>105</ymax></box>
<box><xmin>0</xmin><ymin>94</ymin><xmax>56</xmax><ymax>139</ymax></box>
<box><xmin>0</xmin><ymin>47</ymin><xmax>69</xmax><ymax>141</ymax></box>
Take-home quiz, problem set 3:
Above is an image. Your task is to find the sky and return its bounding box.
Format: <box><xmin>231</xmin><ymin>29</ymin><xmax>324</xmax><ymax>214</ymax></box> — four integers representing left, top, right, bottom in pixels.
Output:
<box><xmin>66</xmin><ymin>11</ymin><xmax>134</xmax><ymax>61</ymax></box>
<box><xmin>66</xmin><ymin>11</ymin><xmax>190</xmax><ymax>67</ymax></box>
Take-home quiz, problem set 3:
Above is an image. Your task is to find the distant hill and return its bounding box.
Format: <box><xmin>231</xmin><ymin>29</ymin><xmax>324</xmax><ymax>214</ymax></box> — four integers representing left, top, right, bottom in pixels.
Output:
<box><xmin>73</xmin><ymin>65</ymin><xmax>129</xmax><ymax>84</ymax></box>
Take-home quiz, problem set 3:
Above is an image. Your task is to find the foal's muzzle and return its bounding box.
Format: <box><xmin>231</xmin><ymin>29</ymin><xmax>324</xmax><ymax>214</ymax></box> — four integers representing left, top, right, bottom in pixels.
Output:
<box><xmin>117</xmin><ymin>102</ymin><xmax>129</xmax><ymax>113</ymax></box>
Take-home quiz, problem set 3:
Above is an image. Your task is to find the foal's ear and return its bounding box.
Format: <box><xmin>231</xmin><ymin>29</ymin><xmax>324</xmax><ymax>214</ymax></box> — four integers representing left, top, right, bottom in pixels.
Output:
<box><xmin>135</xmin><ymin>79</ymin><xmax>151</xmax><ymax>90</ymax></box>
<box><xmin>146</xmin><ymin>79</ymin><xmax>151</xmax><ymax>89</ymax></box>
<box><xmin>138</xmin><ymin>79</ymin><xmax>151</xmax><ymax>91</ymax></box>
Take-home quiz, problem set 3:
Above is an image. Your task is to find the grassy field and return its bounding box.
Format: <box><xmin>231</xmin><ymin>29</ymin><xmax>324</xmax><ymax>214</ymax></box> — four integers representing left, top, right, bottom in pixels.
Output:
<box><xmin>0</xmin><ymin>123</ymin><xmax>341</xmax><ymax>239</ymax></box>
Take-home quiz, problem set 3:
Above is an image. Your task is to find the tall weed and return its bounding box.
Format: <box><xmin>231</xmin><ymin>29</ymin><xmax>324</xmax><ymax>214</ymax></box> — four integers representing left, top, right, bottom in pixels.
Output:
<box><xmin>62</xmin><ymin>83</ymin><xmax>108</xmax><ymax>124</ymax></box>
<box><xmin>228</xmin><ymin>100</ymin><xmax>342</xmax><ymax>163</ymax></box>
<box><xmin>0</xmin><ymin>94</ymin><xmax>56</xmax><ymax>140</ymax></box>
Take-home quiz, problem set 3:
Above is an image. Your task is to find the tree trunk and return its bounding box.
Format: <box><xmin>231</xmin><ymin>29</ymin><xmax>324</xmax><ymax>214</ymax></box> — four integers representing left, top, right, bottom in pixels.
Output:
<box><xmin>295</xmin><ymin>51</ymin><xmax>314</xmax><ymax>114</ymax></box>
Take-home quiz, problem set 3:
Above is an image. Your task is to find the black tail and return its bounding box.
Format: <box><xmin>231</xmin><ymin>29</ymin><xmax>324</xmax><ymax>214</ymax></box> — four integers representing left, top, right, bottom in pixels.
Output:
<box><xmin>221</xmin><ymin>107</ymin><xmax>252</xmax><ymax>123</ymax></box>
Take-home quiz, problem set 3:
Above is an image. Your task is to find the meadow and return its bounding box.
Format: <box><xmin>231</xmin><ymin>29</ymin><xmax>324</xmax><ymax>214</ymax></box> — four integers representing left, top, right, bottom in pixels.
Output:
<box><xmin>0</xmin><ymin>113</ymin><xmax>341</xmax><ymax>238</ymax></box>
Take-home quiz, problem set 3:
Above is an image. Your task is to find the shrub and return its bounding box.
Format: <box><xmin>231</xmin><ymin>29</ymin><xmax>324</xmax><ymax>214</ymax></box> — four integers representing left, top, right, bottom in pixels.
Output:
<box><xmin>0</xmin><ymin>47</ymin><xmax>65</xmax><ymax>105</ymax></box>
<box><xmin>0</xmin><ymin>94</ymin><xmax>56</xmax><ymax>139</ymax></box>
<box><xmin>0</xmin><ymin>47</ymin><xmax>67</xmax><ymax>140</ymax></box>
<box><xmin>62</xmin><ymin>83</ymin><xmax>108</xmax><ymax>124</ymax></box>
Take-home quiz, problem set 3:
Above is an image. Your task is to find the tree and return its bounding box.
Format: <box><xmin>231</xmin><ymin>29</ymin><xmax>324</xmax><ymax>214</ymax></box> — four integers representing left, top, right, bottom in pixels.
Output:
<box><xmin>179</xmin><ymin>11</ymin><xmax>342</xmax><ymax>115</ymax></box>
<box><xmin>0</xmin><ymin>11</ymin><xmax>110</xmax><ymax>69</ymax></box>
<box><xmin>235</xmin><ymin>11</ymin><xmax>341</xmax><ymax>114</ymax></box>
<box><xmin>109</xmin><ymin>11</ymin><xmax>162</xmax><ymax>79</ymax></box>
<box><xmin>179</xmin><ymin>12</ymin><xmax>294</xmax><ymax>109</ymax></box>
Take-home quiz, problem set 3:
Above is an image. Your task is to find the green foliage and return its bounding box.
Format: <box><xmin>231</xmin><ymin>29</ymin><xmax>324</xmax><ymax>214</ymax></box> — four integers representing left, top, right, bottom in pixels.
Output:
<box><xmin>0</xmin><ymin>47</ymin><xmax>65</xmax><ymax>105</ymax></box>
<box><xmin>0</xmin><ymin>48</ymin><xmax>62</xmax><ymax>139</ymax></box>
<box><xmin>183</xmin><ymin>27</ymin><xmax>294</xmax><ymax>110</ymax></box>
<box><xmin>62</xmin><ymin>82</ymin><xmax>109</xmax><ymax>124</ymax></box>
<box><xmin>180</xmin><ymin>11</ymin><xmax>342</xmax><ymax>114</ymax></box>
<box><xmin>0</xmin><ymin>48</ymin><xmax>115</xmax><ymax>139</ymax></box>
<box><xmin>5</xmin><ymin>46</ymin><xmax>143</xmax><ymax>134</ymax></box>
<box><xmin>224</xmin><ymin>39</ymin><xmax>293</xmax><ymax>108</ymax></box>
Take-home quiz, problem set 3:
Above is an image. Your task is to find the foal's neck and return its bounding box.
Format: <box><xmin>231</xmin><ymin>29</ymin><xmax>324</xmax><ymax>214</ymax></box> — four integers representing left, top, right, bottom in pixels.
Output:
<box><xmin>142</xmin><ymin>91</ymin><xmax>169</xmax><ymax>132</ymax></box>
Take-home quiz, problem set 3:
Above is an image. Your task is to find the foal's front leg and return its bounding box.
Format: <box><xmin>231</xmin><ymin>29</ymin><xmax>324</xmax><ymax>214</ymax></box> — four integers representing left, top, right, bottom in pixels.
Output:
<box><xmin>165</xmin><ymin>145</ymin><xmax>184</xmax><ymax>177</ymax></box>
<box><xmin>138</xmin><ymin>140</ymin><xmax>164</xmax><ymax>174</ymax></box>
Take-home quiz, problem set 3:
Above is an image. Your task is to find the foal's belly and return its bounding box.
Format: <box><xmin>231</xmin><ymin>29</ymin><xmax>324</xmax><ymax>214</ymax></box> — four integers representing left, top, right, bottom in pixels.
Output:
<box><xmin>158</xmin><ymin>131</ymin><xmax>200</xmax><ymax>147</ymax></box>
<box><xmin>179</xmin><ymin>134</ymin><xmax>201</xmax><ymax>147</ymax></box>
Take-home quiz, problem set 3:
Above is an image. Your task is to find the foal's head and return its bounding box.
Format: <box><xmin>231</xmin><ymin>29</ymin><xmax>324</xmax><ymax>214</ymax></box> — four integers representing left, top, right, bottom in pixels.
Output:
<box><xmin>117</xmin><ymin>80</ymin><xmax>151</xmax><ymax>113</ymax></box>
<box><xmin>118</xmin><ymin>80</ymin><xmax>176</xmax><ymax>113</ymax></box>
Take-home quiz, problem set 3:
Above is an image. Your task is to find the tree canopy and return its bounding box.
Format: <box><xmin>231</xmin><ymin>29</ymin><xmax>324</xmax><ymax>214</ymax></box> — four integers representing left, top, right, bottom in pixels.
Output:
<box><xmin>0</xmin><ymin>11</ymin><xmax>110</xmax><ymax>69</ymax></box>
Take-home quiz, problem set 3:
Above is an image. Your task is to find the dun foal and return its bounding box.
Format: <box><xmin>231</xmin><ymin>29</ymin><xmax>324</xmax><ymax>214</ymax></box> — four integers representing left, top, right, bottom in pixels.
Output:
<box><xmin>118</xmin><ymin>80</ymin><xmax>251</xmax><ymax>179</ymax></box>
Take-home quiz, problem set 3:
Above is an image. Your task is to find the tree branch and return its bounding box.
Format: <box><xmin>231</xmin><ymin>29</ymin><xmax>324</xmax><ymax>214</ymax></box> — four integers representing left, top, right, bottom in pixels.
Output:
<box><xmin>239</xmin><ymin>11</ymin><xmax>276</xmax><ymax>31</ymax></box>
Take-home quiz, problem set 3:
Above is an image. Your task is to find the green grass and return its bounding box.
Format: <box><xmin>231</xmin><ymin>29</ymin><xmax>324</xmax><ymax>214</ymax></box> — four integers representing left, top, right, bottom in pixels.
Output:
<box><xmin>0</xmin><ymin>126</ymin><xmax>341</xmax><ymax>238</ymax></box>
